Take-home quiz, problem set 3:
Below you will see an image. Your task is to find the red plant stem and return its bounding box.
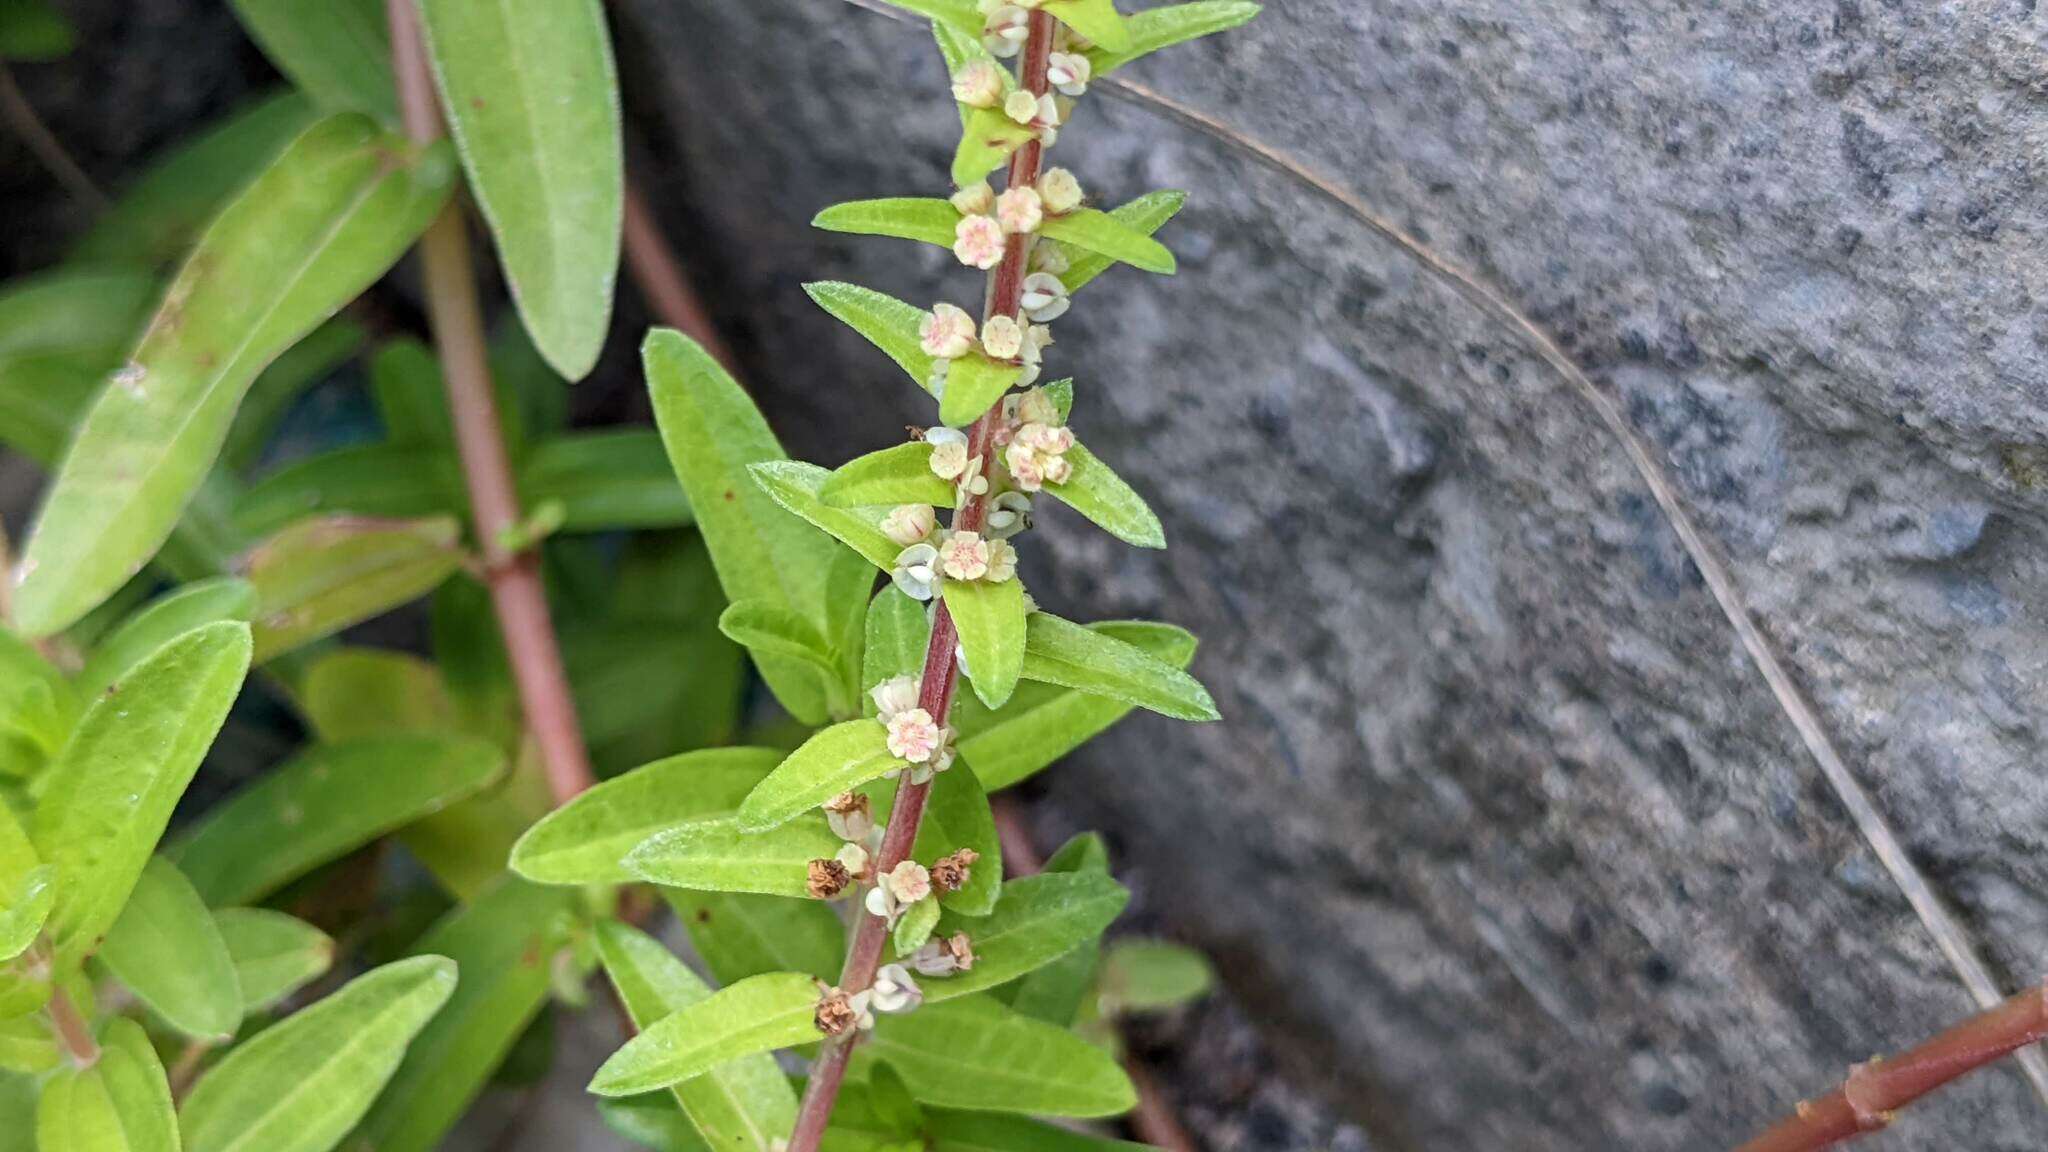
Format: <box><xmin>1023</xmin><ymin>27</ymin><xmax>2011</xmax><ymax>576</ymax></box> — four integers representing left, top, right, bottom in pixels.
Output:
<box><xmin>386</xmin><ymin>0</ymin><xmax>595</xmax><ymax>805</ymax></box>
<box><xmin>622</xmin><ymin>180</ymin><xmax>738</xmax><ymax>372</ymax></box>
<box><xmin>46</xmin><ymin>977</ymin><xmax>98</xmax><ymax>1068</ymax></box>
<box><xmin>786</xmin><ymin>15</ymin><xmax>1060</xmax><ymax>1152</ymax></box>
<box><xmin>1735</xmin><ymin>984</ymin><xmax>2048</xmax><ymax>1152</ymax></box>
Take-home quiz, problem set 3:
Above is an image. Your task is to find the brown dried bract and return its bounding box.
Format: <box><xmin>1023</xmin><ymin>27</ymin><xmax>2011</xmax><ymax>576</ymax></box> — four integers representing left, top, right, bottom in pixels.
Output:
<box><xmin>814</xmin><ymin>987</ymin><xmax>859</xmax><ymax>1037</ymax></box>
<box><xmin>930</xmin><ymin>848</ymin><xmax>980</xmax><ymax>893</ymax></box>
<box><xmin>941</xmin><ymin>932</ymin><xmax>975</xmax><ymax>970</ymax></box>
<box><xmin>806</xmin><ymin>858</ymin><xmax>852</xmax><ymax>900</ymax></box>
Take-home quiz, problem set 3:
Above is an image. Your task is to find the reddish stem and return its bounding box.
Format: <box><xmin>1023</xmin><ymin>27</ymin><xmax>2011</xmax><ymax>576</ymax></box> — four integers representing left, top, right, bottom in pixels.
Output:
<box><xmin>1735</xmin><ymin>984</ymin><xmax>2048</xmax><ymax>1152</ymax></box>
<box><xmin>387</xmin><ymin>0</ymin><xmax>595</xmax><ymax>805</ymax></box>
<box><xmin>46</xmin><ymin>977</ymin><xmax>97</xmax><ymax>1068</ymax></box>
<box><xmin>785</xmin><ymin>15</ymin><xmax>1060</xmax><ymax>1152</ymax></box>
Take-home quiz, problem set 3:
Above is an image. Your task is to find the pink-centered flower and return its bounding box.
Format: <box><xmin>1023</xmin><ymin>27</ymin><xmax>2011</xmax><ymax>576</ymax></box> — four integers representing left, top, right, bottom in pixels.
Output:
<box><xmin>996</xmin><ymin>186</ymin><xmax>1044</xmax><ymax>235</ymax></box>
<box><xmin>953</xmin><ymin>213</ymin><xmax>1005</xmax><ymax>269</ymax></box>
<box><xmin>887</xmin><ymin>707</ymin><xmax>944</xmax><ymax>763</ymax></box>
<box><xmin>939</xmin><ymin>531</ymin><xmax>991</xmax><ymax>581</ymax></box>
<box><xmin>920</xmin><ymin>303</ymin><xmax>976</xmax><ymax>358</ymax></box>
<box><xmin>885</xmin><ymin>861</ymin><xmax>933</xmax><ymax>904</ymax></box>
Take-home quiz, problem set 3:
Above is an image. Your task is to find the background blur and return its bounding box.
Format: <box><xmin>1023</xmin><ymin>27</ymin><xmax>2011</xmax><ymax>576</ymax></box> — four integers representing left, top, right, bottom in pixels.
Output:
<box><xmin>7</xmin><ymin>2</ymin><xmax>2048</xmax><ymax>1150</ymax></box>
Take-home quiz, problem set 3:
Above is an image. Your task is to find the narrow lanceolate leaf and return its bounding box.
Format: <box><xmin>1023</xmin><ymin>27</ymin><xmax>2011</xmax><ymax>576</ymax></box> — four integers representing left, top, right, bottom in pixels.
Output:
<box><xmin>77</xmin><ymin>577</ymin><xmax>257</xmax><ymax>703</ymax></box>
<box><xmin>939</xmin><ymin>353</ymin><xmax>1023</xmax><ymax>428</ymax></box>
<box><xmin>98</xmin><ymin>857</ymin><xmax>242</xmax><ymax>1040</ymax></box>
<box><xmin>173</xmin><ymin>734</ymin><xmax>504</xmax><ymax>906</ymax></box>
<box><xmin>14</xmin><ymin>114</ymin><xmax>454</xmax><ymax>636</ymax></box>
<box><xmin>625</xmin><ymin>816</ymin><xmax>843</xmax><ymax>898</ymax></box>
<box><xmin>813</xmin><ymin>198</ymin><xmax>959</xmax><ymax>249</ymax></box>
<box><xmin>351</xmin><ymin>880</ymin><xmax>578</xmax><ymax>1152</ymax></box>
<box><xmin>750</xmin><ymin>461</ymin><xmax>903</xmax><ymax>573</ymax></box>
<box><xmin>599</xmin><ymin>1098</ymin><xmax>712</xmax><ymax>1152</ymax></box>
<box><xmin>1056</xmin><ymin>192</ymin><xmax>1185</xmax><ymax>295</ymax></box>
<box><xmin>1040</xmin><ymin>0</ymin><xmax>1131</xmax><ymax>50</ymax></box>
<box><xmin>511</xmin><ymin>747</ymin><xmax>779</xmax><ymax>885</ymax></box>
<box><xmin>1087</xmin><ymin>1</ymin><xmax>1256</xmax><ymax>73</ymax></box>
<box><xmin>954</xmin><ymin>623</ymin><xmax>1196</xmax><ymax>790</ymax></box>
<box><xmin>242</xmin><ymin>514</ymin><xmax>466</xmax><ymax>662</ymax></box>
<box><xmin>519</xmin><ymin>430</ymin><xmax>693</xmax><ymax>531</ymax></box>
<box><xmin>803</xmin><ymin>282</ymin><xmax>936</xmax><ymax>395</ymax></box>
<box><xmin>918</xmin><ymin>873</ymin><xmax>1129</xmax><ymax>1003</ymax></box>
<box><xmin>419</xmin><ymin>0</ymin><xmax>623</xmax><ymax>379</ymax></box>
<box><xmin>664</xmin><ymin>890</ymin><xmax>847</xmax><ymax>987</ymax></box>
<box><xmin>820</xmin><ymin>442</ymin><xmax>956</xmax><ymax>509</ymax></box>
<box><xmin>720</xmin><ymin>602</ymin><xmax>840</xmax><ymax>676</ymax></box>
<box><xmin>33</xmin><ymin>622</ymin><xmax>251</xmax><ymax>965</ymax></box>
<box><xmin>232</xmin><ymin>443</ymin><xmax>463</xmax><ymax>539</ymax></box>
<box><xmin>588</xmin><ymin>971</ymin><xmax>823</xmax><ymax>1098</ymax></box>
<box><xmin>1044</xmin><ymin>444</ymin><xmax>1165</xmax><ymax>548</ymax></box>
<box><xmin>34</xmin><ymin>1018</ymin><xmax>178</xmax><ymax>1152</ymax></box>
<box><xmin>738</xmin><ymin>720</ymin><xmax>897</xmax><ymax>831</ymax></box>
<box><xmin>71</xmin><ymin>92</ymin><xmax>322</xmax><ymax>268</ymax></box>
<box><xmin>1039</xmin><ymin>208</ymin><xmax>1175</xmax><ymax>276</ymax></box>
<box><xmin>213</xmin><ymin>908</ymin><xmax>333</xmax><ymax>1014</ymax></box>
<box><xmin>953</xmin><ymin>108</ymin><xmax>1038</xmax><ymax>188</ymax></box>
<box><xmin>228</xmin><ymin>0</ymin><xmax>395</xmax><ymax>120</ymax></box>
<box><xmin>872</xmin><ymin>0</ymin><xmax>982</xmax><ymax>30</ymax></box>
<box><xmin>1021</xmin><ymin>612</ymin><xmax>1215</xmax><ymax>720</ymax></box>
<box><xmin>1100</xmin><ymin>939</ymin><xmax>1214</xmax><ymax>1014</ymax></box>
<box><xmin>1004</xmin><ymin>832</ymin><xmax>1108</xmax><ymax>1026</ymax></box>
<box><xmin>646</xmin><ymin>329</ymin><xmax>859</xmax><ymax>725</ymax></box>
<box><xmin>869</xmin><ymin>997</ymin><xmax>1135</xmax><ymax>1117</ymax></box>
<box><xmin>596</xmin><ymin>922</ymin><xmax>800</xmax><ymax>1152</ymax></box>
<box><xmin>863</xmin><ymin>586</ymin><xmax>931</xmax><ymax>705</ymax></box>
<box><xmin>940</xmin><ymin>579</ymin><xmax>1026</xmax><ymax>710</ymax></box>
<box><xmin>179</xmin><ymin>956</ymin><xmax>458</xmax><ymax>1152</ymax></box>
<box><xmin>927</xmin><ymin>1111</ymin><xmax>1155</xmax><ymax>1152</ymax></box>
<box><xmin>0</xmin><ymin>267</ymin><xmax>158</xmax><ymax>465</ymax></box>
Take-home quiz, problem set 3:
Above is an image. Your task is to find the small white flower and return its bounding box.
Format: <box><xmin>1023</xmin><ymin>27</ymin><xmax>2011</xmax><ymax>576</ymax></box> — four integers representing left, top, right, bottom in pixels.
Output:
<box><xmin>885</xmin><ymin>861</ymin><xmax>934</xmax><ymax>904</ymax></box>
<box><xmin>981</xmin><ymin>315</ymin><xmax>1025</xmax><ymax>360</ymax></box>
<box><xmin>957</xmin><ymin>455</ymin><xmax>991</xmax><ymax>498</ymax></box>
<box><xmin>996</xmin><ymin>186</ymin><xmax>1044</xmax><ymax>235</ymax></box>
<box><xmin>919</xmin><ymin>302</ymin><xmax>977</xmax><ymax>359</ymax></box>
<box><xmin>950</xmin><ymin>181</ymin><xmax>996</xmax><ymax>216</ymax></box>
<box><xmin>835</xmin><ymin>840</ymin><xmax>872</xmax><ymax>875</ymax></box>
<box><xmin>882</xmin><ymin>503</ymin><xmax>937</xmax><ymax>547</ymax></box>
<box><xmin>1018</xmin><ymin>421</ymin><xmax>1074</xmax><ymax>455</ymax></box>
<box><xmin>926</xmin><ymin>427</ymin><xmax>970</xmax><ymax>479</ymax></box>
<box><xmin>986</xmin><ymin>491</ymin><xmax>1033</xmax><ymax>538</ymax></box>
<box><xmin>1036</xmin><ymin>92</ymin><xmax>1062</xmax><ymax>128</ymax></box>
<box><xmin>1016</xmin><ymin>388</ymin><xmax>1060</xmax><ymax>427</ymax></box>
<box><xmin>950</xmin><ymin>60</ymin><xmax>1006</xmax><ymax>108</ymax></box>
<box><xmin>1041</xmin><ymin>453</ymin><xmax>1072</xmax><ymax>485</ymax></box>
<box><xmin>953</xmin><ymin>213</ymin><xmax>1006</xmax><ymax>269</ymax></box>
<box><xmin>982</xmin><ymin>5</ymin><xmax>1029</xmax><ymax>57</ymax></box>
<box><xmin>864</xmin><ymin>883</ymin><xmax>898</xmax><ymax>923</ymax></box>
<box><xmin>1003</xmin><ymin>88</ymin><xmax>1040</xmax><ymax>125</ymax></box>
<box><xmin>1005</xmin><ymin>442</ymin><xmax>1046</xmax><ymax>491</ymax></box>
<box><xmin>869</xmin><ymin>674</ymin><xmax>920</xmax><ymax>721</ymax></box>
<box><xmin>870</xmin><ymin>964</ymin><xmax>923</xmax><ymax>1014</ymax></box>
<box><xmin>1036</xmin><ymin>167</ymin><xmax>1084</xmax><ymax>215</ymax></box>
<box><xmin>939</xmin><ymin>531</ymin><xmax>991</xmax><ymax>581</ymax></box>
<box><xmin>1019</xmin><ymin>272</ymin><xmax>1070</xmax><ymax>322</ymax></box>
<box><xmin>892</xmin><ymin>543</ymin><xmax>942</xmax><ymax>601</ymax></box>
<box><xmin>1046</xmin><ymin>51</ymin><xmax>1091</xmax><ymax>97</ymax></box>
<box><xmin>985</xmin><ymin>538</ymin><xmax>1018</xmax><ymax>583</ymax></box>
<box><xmin>887</xmin><ymin>707</ymin><xmax>945</xmax><ymax>763</ymax></box>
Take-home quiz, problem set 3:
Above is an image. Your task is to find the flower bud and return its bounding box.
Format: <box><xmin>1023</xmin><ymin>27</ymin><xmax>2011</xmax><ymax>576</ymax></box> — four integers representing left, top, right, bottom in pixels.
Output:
<box><xmin>882</xmin><ymin>503</ymin><xmax>937</xmax><ymax>546</ymax></box>
<box><xmin>982</xmin><ymin>5</ymin><xmax>1030</xmax><ymax>57</ymax></box>
<box><xmin>950</xmin><ymin>181</ymin><xmax>996</xmax><ymax>216</ymax></box>
<box><xmin>1016</xmin><ymin>388</ymin><xmax>1060</xmax><ymax>427</ymax></box>
<box><xmin>1036</xmin><ymin>167</ymin><xmax>1084</xmax><ymax>215</ymax></box>
<box><xmin>1019</xmin><ymin>272</ymin><xmax>1070</xmax><ymax>322</ymax></box>
<box><xmin>981</xmin><ymin>315</ymin><xmax>1025</xmax><ymax>360</ymax></box>
<box><xmin>891</xmin><ymin>543</ymin><xmax>941</xmax><ymax>601</ymax></box>
<box><xmin>1046</xmin><ymin>51</ymin><xmax>1091</xmax><ymax>97</ymax></box>
<box><xmin>950</xmin><ymin>60</ymin><xmax>1006</xmax><ymax>108</ymax></box>
<box><xmin>986</xmin><ymin>491</ymin><xmax>1033</xmax><ymax>538</ymax></box>
<box><xmin>867</xmin><ymin>675</ymin><xmax>920</xmax><ymax>721</ymax></box>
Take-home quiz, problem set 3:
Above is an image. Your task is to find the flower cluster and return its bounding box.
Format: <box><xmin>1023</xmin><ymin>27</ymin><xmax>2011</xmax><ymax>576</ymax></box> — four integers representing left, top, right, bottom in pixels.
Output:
<box><xmin>951</xmin><ymin>166</ymin><xmax>1086</xmax><ymax>273</ymax></box>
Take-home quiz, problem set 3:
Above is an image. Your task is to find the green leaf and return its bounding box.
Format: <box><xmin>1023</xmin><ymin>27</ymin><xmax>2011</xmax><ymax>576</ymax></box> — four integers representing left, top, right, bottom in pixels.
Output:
<box><xmin>179</xmin><ymin>956</ymin><xmax>458</xmax><ymax>1152</ymax></box>
<box><xmin>32</xmin><ymin>622</ymin><xmax>250</xmax><ymax>964</ymax></box>
<box><xmin>802</xmin><ymin>283</ymin><xmax>937</xmax><ymax>396</ymax></box>
<box><xmin>0</xmin><ymin>268</ymin><xmax>158</xmax><ymax>464</ymax></box>
<box><xmin>1042</xmin><ymin>378</ymin><xmax>1074</xmax><ymax>422</ymax></box>
<box><xmin>645</xmin><ymin>329</ymin><xmax>859</xmax><ymax>725</ymax></box>
<box><xmin>939</xmin><ymin>353</ymin><xmax>1022</xmax><ymax>428</ymax></box>
<box><xmin>418</xmin><ymin>0</ymin><xmax>622</xmax><ymax>379</ymax></box>
<box><xmin>1056</xmin><ymin>192</ymin><xmax>1184</xmax><ymax>296</ymax></box>
<box><xmin>1100</xmin><ymin>939</ymin><xmax>1213</xmax><ymax>1013</ymax></box>
<box><xmin>720</xmin><ymin>602</ymin><xmax>839</xmax><ymax>677</ymax></box>
<box><xmin>1038</xmin><ymin>208</ymin><xmax>1174</xmax><ymax>276</ymax></box>
<box><xmin>97</xmin><ymin>857</ymin><xmax>242</xmax><ymax>1040</ymax></box>
<box><xmin>952</xmin><ymin>108</ymin><xmax>1037</xmax><ymax>188</ymax></box>
<box><xmin>14</xmin><ymin>113</ymin><xmax>456</xmax><ymax>636</ymax></box>
<box><xmin>1044</xmin><ymin>443</ymin><xmax>1164</xmax><ymax>548</ymax></box>
<box><xmin>0</xmin><ymin>0</ymin><xmax>73</xmax><ymax>60</ymax></box>
<box><xmin>738</xmin><ymin>720</ymin><xmax>897</xmax><ymax>831</ymax></box>
<box><xmin>926</xmin><ymin>1111</ymin><xmax>1154</xmax><ymax>1152</ymax></box>
<box><xmin>750</xmin><ymin>461</ymin><xmax>902</xmax><ymax>572</ymax></box>
<box><xmin>596</xmin><ymin>922</ymin><xmax>800</xmax><ymax>1152</ymax></box>
<box><xmin>626</xmin><ymin>816</ymin><xmax>843</xmax><ymax>899</ymax></box>
<box><xmin>904</xmin><ymin>766</ymin><xmax>1001</xmax><ymax>916</ymax></box>
<box><xmin>872</xmin><ymin>0</ymin><xmax>982</xmax><ymax>30</ymax></box>
<box><xmin>519</xmin><ymin>430</ymin><xmax>693</xmax><ymax>531</ymax></box>
<box><xmin>1020</xmin><ymin>612</ymin><xmax>1214</xmax><ymax>720</ymax></box>
<box><xmin>599</xmin><ymin>1098</ymin><xmax>713</xmax><ymax>1152</ymax></box>
<box><xmin>350</xmin><ymin>879</ymin><xmax>578</xmax><ymax>1152</ymax></box>
<box><xmin>242</xmin><ymin>514</ymin><xmax>466</xmax><ymax>663</ymax></box>
<box><xmin>813</xmin><ymin>198</ymin><xmax>959</xmax><ymax>249</ymax></box>
<box><xmin>213</xmin><ymin>908</ymin><xmax>333</xmax><ymax>1014</ymax></box>
<box><xmin>1039</xmin><ymin>0</ymin><xmax>1130</xmax><ymax>51</ymax></box>
<box><xmin>940</xmin><ymin>579</ymin><xmax>1025</xmax><ymax>710</ymax></box>
<box><xmin>1087</xmin><ymin>1</ymin><xmax>1259</xmax><ymax>74</ymax></box>
<box><xmin>224</xmin><ymin>317</ymin><xmax>365</xmax><ymax>471</ymax></box>
<box><xmin>663</xmin><ymin>890</ymin><xmax>846</xmax><ymax>987</ymax></box>
<box><xmin>232</xmin><ymin>443</ymin><xmax>463</xmax><ymax>539</ymax></box>
<box><xmin>172</xmin><ymin>735</ymin><xmax>504</xmax><ymax>906</ymax></box>
<box><xmin>510</xmin><ymin>747</ymin><xmax>780</xmax><ymax>885</ymax></box>
<box><xmin>931</xmin><ymin>17</ymin><xmax>997</xmax><ymax>78</ymax></box>
<box><xmin>588</xmin><ymin>971</ymin><xmax>823</xmax><ymax>1098</ymax></box>
<box><xmin>892</xmin><ymin>897</ymin><xmax>941</xmax><ymax>955</ymax></box>
<box><xmin>954</xmin><ymin>623</ymin><xmax>1196</xmax><ymax>789</ymax></box>
<box><xmin>862</xmin><ymin>587</ymin><xmax>931</xmax><ymax>704</ymax></box>
<box><xmin>0</xmin><ymin>865</ymin><xmax>54</xmax><ymax>964</ymax></box>
<box><xmin>1004</xmin><ymin>833</ymin><xmax>1107</xmax><ymax>1026</ymax></box>
<box><xmin>229</xmin><ymin>0</ymin><xmax>394</xmax><ymax>119</ymax></box>
<box><xmin>298</xmin><ymin>647</ymin><xmax>457</xmax><ymax>742</ymax></box>
<box><xmin>820</xmin><ymin>443</ymin><xmax>956</xmax><ymax>509</ymax></box>
<box><xmin>868</xmin><ymin>997</ymin><xmax>1134</xmax><ymax>1117</ymax></box>
<box><xmin>0</xmin><ymin>1009</ymin><xmax>59</xmax><ymax>1075</ymax></box>
<box><xmin>916</xmin><ymin>873</ymin><xmax>1128</xmax><ymax>1003</ymax></box>
<box><xmin>34</xmin><ymin>1018</ymin><xmax>177</xmax><ymax>1152</ymax></box>
<box><xmin>75</xmin><ymin>576</ymin><xmax>256</xmax><ymax>705</ymax></box>
<box><xmin>71</xmin><ymin>92</ymin><xmax>323</xmax><ymax>268</ymax></box>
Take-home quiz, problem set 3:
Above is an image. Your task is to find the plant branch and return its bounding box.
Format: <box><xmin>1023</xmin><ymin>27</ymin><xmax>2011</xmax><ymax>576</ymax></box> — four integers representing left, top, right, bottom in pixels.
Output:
<box><xmin>622</xmin><ymin>179</ymin><xmax>738</xmax><ymax>372</ymax></box>
<box><xmin>1735</xmin><ymin>983</ymin><xmax>2048</xmax><ymax>1151</ymax></box>
<box><xmin>0</xmin><ymin>61</ymin><xmax>106</xmax><ymax>211</ymax></box>
<box><xmin>786</xmin><ymin>14</ymin><xmax>1061</xmax><ymax>1152</ymax></box>
<box><xmin>386</xmin><ymin>0</ymin><xmax>595</xmax><ymax>805</ymax></box>
<box><xmin>44</xmin><ymin>963</ymin><xmax>98</xmax><ymax>1068</ymax></box>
